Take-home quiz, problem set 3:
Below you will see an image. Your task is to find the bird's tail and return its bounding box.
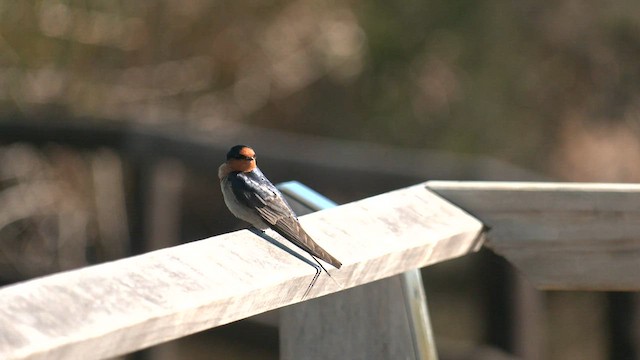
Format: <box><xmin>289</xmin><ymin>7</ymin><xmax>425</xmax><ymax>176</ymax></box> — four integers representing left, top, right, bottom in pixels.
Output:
<box><xmin>271</xmin><ymin>220</ymin><xmax>342</xmax><ymax>270</ymax></box>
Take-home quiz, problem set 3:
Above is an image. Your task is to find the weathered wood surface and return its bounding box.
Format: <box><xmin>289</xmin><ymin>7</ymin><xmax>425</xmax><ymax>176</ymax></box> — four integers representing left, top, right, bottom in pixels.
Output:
<box><xmin>428</xmin><ymin>181</ymin><xmax>640</xmax><ymax>291</ymax></box>
<box><xmin>282</xmin><ymin>272</ymin><xmax>442</xmax><ymax>360</ymax></box>
<box><xmin>282</xmin><ymin>275</ymin><xmax>421</xmax><ymax>360</ymax></box>
<box><xmin>0</xmin><ymin>183</ymin><xmax>483</xmax><ymax>360</ymax></box>
<box><xmin>278</xmin><ymin>182</ymin><xmax>440</xmax><ymax>360</ymax></box>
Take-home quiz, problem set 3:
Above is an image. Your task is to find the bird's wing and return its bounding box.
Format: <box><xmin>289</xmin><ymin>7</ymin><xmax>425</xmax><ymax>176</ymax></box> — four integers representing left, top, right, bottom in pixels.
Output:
<box><xmin>229</xmin><ymin>169</ymin><xmax>295</xmax><ymax>224</ymax></box>
<box><xmin>230</xmin><ymin>169</ymin><xmax>342</xmax><ymax>269</ymax></box>
<box><xmin>267</xmin><ymin>215</ymin><xmax>343</xmax><ymax>269</ymax></box>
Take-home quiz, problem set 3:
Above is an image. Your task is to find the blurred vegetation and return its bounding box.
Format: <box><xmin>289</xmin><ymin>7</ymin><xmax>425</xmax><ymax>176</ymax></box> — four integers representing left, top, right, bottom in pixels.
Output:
<box><xmin>1</xmin><ymin>0</ymin><xmax>639</xmax><ymax>173</ymax></box>
<box><xmin>1</xmin><ymin>1</ymin><xmax>640</xmax><ymax>359</ymax></box>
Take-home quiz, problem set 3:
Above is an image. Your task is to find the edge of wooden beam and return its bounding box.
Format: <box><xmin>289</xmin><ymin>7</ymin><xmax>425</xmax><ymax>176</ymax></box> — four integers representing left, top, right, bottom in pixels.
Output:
<box><xmin>427</xmin><ymin>181</ymin><xmax>640</xmax><ymax>291</ymax></box>
<box><xmin>0</xmin><ymin>183</ymin><xmax>483</xmax><ymax>360</ymax></box>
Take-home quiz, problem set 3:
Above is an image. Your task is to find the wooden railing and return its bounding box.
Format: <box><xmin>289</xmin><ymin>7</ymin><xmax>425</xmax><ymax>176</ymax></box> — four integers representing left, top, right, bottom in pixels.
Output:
<box><xmin>1</xmin><ymin>181</ymin><xmax>639</xmax><ymax>359</ymax></box>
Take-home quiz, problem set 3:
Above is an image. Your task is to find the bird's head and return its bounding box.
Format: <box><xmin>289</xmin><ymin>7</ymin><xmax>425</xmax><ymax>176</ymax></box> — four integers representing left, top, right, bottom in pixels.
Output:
<box><xmin>225</xmin><ymin>145</ymin><xmax>257</xmax><ymax>173</ymax></box>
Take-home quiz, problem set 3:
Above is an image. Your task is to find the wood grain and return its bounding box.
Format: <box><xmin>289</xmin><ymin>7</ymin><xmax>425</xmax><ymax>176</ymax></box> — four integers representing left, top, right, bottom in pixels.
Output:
<box><xmin>281</xmin><ymin>275</ymin><xmax>418</xmax><ymax>360</ymax></box>
<box><xmin>0</xmin><ymin>183</ymin><xmax>483</xmax><ymax>360</ymax></box>
<box><xmin>277</xmin><ymin>182</ymin><xmax>440</xmax><ymax>360</ymax></box>
<box><xmin>428</xmin><ymin>181</ymin><xmax>640</xmax><ymax>291</ymax></box>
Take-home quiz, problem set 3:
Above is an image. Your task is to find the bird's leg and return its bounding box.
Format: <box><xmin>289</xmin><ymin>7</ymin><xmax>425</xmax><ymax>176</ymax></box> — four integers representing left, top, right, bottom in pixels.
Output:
<box><xmin>302</xmin><ymin>264</ymin><xmax>321</xmax><ymax>300</ymax></box>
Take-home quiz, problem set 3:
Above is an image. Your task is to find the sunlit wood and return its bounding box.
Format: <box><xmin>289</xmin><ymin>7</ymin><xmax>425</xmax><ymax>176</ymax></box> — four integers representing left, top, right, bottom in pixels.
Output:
<box><xmin>0</xmin><ymin>183</ymin><xmax>483</xmax><ymax>360</ymax></box>
<box><xmin>428</xmin><ymin>181</ymin><xmax>640</xmax><ymax>291</ymax></box>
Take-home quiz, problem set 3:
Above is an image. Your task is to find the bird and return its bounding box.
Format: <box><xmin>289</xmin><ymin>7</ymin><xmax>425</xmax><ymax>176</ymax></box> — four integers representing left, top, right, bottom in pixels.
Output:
<box><xmin>218</xmin><ymin>145</ymin><xmax>342</xmax><ymax>296</ymax></box>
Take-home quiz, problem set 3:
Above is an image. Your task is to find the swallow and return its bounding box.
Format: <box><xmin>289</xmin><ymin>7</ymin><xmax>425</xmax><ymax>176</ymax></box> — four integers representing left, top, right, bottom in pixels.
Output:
<box><xmin>218</xmin><ymin>145</ymin><xmax>342</xmax><ymax>294</ymax></box>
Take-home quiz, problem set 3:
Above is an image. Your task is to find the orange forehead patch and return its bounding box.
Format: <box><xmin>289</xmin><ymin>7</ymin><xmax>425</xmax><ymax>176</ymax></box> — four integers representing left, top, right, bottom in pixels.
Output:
<box><xmin>227</xmin><ymin>146</ymin><xmax>257</xmax><ymax>173</ymax></box>
<box><xmin>239</xmin><ymin>147</ymin><xmax>255</xmax><ymax>158</ymax></box>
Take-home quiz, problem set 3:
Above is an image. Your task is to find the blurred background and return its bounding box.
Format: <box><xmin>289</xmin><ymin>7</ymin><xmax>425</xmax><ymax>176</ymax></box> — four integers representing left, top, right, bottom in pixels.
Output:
<box><xmin>1</xmin><ymin>0</ymin><xmax>640</xmax><ymax>359</ymax></box>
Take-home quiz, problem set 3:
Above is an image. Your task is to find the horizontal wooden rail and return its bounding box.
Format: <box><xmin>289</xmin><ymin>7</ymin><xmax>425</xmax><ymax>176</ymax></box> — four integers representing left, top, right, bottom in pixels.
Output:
<box><xmin>0</xmin><ymin>183</ymin><xmax>483</xmax><ymax>360</ymax></box>
<box><xmin>429</xmin><ymin>181</ymin><xmax>640</xmax><ymax>291</ymax></box>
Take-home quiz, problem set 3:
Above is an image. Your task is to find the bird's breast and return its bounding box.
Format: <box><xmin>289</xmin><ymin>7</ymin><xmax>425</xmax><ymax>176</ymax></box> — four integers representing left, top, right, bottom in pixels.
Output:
<box><xmin>220</xmin><ymin>176</ymin><xmax>269</xmax><ymax>230</ymax></box>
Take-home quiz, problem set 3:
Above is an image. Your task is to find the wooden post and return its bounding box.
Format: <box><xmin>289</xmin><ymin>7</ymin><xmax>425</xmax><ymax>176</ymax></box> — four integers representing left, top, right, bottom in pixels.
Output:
<box><xmin>280</xmin><ymin>276</ymin><xmax>423</xmax><ymax>359</ymax></box>
<box><xmin>278</xmin><ymin>182</ymin><xmax>446</xmax><ymax>360</ymax></box>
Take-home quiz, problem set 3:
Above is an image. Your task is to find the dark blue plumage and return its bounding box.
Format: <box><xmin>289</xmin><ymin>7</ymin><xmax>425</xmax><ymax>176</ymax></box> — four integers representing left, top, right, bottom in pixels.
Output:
<box><xmin>219</xmin><ymin>145</ymin><xmax>342</xmax><ymax>270</ymax></box>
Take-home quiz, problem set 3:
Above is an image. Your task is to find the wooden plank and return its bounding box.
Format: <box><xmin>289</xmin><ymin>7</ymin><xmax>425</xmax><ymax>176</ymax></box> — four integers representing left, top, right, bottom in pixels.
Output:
<box><xmin>400</xmin><ymin>270</ymin><xmax>439</xmax><ymax>360</ymax></box>
<box><xmin>278</xmin><ymin>182</ymin><xmax>440</xmax><ymax>360</ymax></box>
<box><xmin>0</xmin><ymin>183</ymin><xmax>483</xmax><ymax>360</ymax></box>
<box><xmin>427</xmin><ymin>181</ymin><xmax>640</xmax><ymax>291</ymax></box>
<box><xmin>281</xmin><ymin>275</ymin><xmax>419</xmax><ymax>360</ymax></box>
<box><xmin>283</xmin><ymin>271</ymin><xmax>441</xmax><ymax>360</ymax></box>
